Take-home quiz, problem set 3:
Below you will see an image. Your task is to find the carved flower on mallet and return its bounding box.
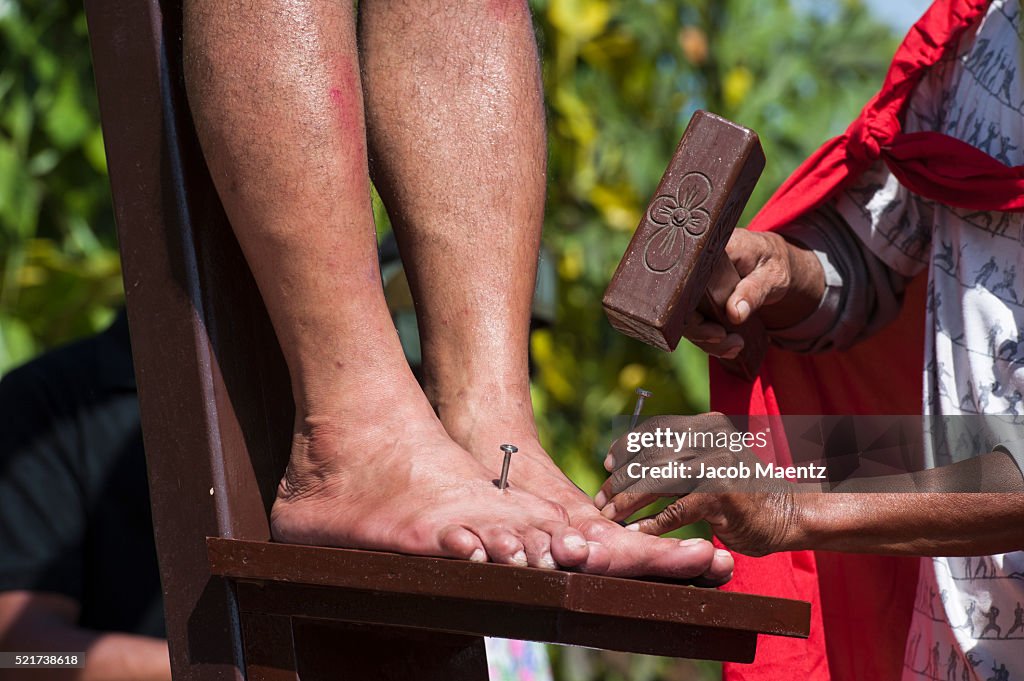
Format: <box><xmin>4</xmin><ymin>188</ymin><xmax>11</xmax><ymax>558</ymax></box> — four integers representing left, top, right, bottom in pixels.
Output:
<box><xmin>643</xmin><ymin>172</ymin><xmax>712</xmax><ymax>272</ymax></box>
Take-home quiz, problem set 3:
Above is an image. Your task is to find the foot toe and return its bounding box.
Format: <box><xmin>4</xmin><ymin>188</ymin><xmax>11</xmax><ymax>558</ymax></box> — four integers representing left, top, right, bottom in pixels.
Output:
<box><xmin>521</xmin><ymin>527</ymin><xmax>557</xmax><ymax>569</ymax></box>
<box><xmin>439</xmin><ymin>525</ymin><xmax>485</xmax><ymax>562</ymax></box>
<box><xmin>638</xmin><ymin>536</ymin><xmax>716</xmax><ymax>579</ymax></box>
<box><xmin>537</xmin><ymin>520</ymin><xmax>589</xmax><ymax>568</ymax></box>
<box><xmin>702</xmin><ymin>547</ymin><xmax>734</xmax><ymax>585</ymax></box>
<box><xmin>481</xmin><ymin>528</ymin><xmax>527</xmax><ymax>566</ymax></box>
<box><xmin>575</xmin><ymin>516</ymin><xmax>717</xmax><ymax>578</ymax></box>
<box><xmin>577</xmin><ymin>541</ymin><xmax>612</xmax><ymax>574</ymax></box>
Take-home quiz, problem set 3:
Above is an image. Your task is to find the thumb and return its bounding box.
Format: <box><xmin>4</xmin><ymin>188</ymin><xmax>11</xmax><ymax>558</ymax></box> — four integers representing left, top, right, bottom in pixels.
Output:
<box><xmin>727</xmin><ymin>260</ymin><xmax>787</xmax><ymax>325</ymax></box>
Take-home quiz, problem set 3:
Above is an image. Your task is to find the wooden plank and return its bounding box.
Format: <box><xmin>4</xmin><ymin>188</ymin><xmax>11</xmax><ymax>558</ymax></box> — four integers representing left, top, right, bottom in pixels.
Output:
<box><xmin>234</xmin><ymin>581</ymin><xmax>758</xmax><ymax>662</ymax></box>
<box><xmin>208</xmin><ymin>538</ymin><xmax>810</xmax><ymax>640</ymax></box>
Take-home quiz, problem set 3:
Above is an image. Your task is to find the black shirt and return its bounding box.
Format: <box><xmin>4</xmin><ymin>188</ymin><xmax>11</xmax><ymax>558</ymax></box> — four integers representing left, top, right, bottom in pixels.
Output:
<box><xmin>0</xmin><ymin>313</ymin><xmax>164</xmax><ymax>637</ymax></box>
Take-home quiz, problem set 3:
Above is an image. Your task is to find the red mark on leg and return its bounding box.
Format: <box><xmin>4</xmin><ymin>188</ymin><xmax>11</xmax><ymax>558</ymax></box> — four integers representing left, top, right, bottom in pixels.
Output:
<box><xmin>326</xmin><ymin>54</ymin><xmax>371</xmax><ymax>186</ymax></box>
<box><xmin>328</xmin><ymin>55</ymin><xmax>364</xmax><ymax>138</ymax></box>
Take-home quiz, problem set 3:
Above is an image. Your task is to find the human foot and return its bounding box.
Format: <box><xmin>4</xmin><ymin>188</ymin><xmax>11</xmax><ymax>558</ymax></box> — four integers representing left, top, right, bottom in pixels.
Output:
<box><xmin>443</xmin><ymin>411</ymin><xmax>734</xmax><ymax>582</ymax></box>
<box><xmin>270</xmin><ymin>407</ymin><xmax>590</xmax><ymax>570</ymax></box>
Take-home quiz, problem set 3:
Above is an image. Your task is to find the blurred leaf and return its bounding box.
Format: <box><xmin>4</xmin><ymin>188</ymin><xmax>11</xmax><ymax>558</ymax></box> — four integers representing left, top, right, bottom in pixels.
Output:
<box><xmin>1</xmin><ymin>88</ymin><xmax>33</xmax><ymax>151</ymax></box>
<box><xmin>0</xmin><ymin>0</ymin><xmax>119</xmax><ymax>372</ymax></box>
<box><xmin>44</xmin><ymin>72</ymin><xmax>90</xmax><ymax>149</ymax></box>
<box><xmin>27</xmin><ymin>147</ymin><xmax>59</xmax><ymax>175</ymax></box>
<box><xmin>0</xmin><ymin>137</ymin><xmax>42</xmax><ymax>240</ymax></box>
<box><xmin>722</xmin><ymin>65</ymin><xmax>753</xmax><ymax>109</ymax></box>
<box><xmin>83</xmin><ymin>127</ymin><xmax>107</xmax><ymax>174</ymax></box>
<box><xmin>549</xmin><ymin>0</ymin><xmax>611</xmax><ymax>41</ymax></box>
<box><xmin>0</xmin><ymin>312</ymin><xmax>36</xmax><ymax>373</ymax></box>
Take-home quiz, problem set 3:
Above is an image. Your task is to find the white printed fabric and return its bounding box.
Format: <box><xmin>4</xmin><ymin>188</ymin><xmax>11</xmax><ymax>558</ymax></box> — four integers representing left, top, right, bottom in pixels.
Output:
<box><xmin>832</xmin><ymin>2</ymin><xmax>1024</xmax><ymax>679</ymax></box>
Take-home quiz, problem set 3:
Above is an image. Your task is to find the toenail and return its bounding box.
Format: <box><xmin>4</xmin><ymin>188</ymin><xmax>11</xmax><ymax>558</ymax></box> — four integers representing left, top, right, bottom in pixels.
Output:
<box><xmin>715</xmin><ymin>549</ymin><xmax>732</xmax><ymax>560</ymax></box>
<box><xmin>680</xmin><ymin>538</ymin><xmax>706</xmax><ymax>547</ymax></box>
<box><xmin>603</xmin><ymin>454</ymin><xmax>614</xmax><ymax>470</ymax></box>
<box><xmin>594</xmin><ymin>490</ymin><xmax>608</xmax><ymax>507</ymax></box>
<box><xmin>511</xmin><ymin>550</ymin><xmax>528</xmax><ymax>567</ymax></box>
<box><xmin>625</xmin><ymin>523</ymin><xmax>640</xmax><ymax>531</ymax></box>
<box><xmin>469</xmin><ymin>548</ymin><xmax>486</xmax><ymax>563</ymax></box>
<box><xmin>540</xmin><ymin>552</ymin><xmax>556</xmax><ymax>570</ymax></box>
<box><xmin>563</xmin><ymin>535</ymin><xmax>587</xmax><ymax>550</ymax></box>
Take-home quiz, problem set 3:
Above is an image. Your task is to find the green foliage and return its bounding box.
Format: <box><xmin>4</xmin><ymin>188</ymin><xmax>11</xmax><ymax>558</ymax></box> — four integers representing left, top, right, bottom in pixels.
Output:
<box><xmin>529</xmin><ymin>0</ymin><xmax>897</xmax><ymax>503</ymax></box>
<box><xmin>0</xmin><ymin>0</ymin><xmax>120</xmax><ymax>372</ymax></box>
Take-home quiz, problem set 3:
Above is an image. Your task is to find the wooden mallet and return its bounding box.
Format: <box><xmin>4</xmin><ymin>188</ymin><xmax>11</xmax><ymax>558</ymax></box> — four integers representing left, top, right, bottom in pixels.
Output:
<box><xmin>603</xmin><ymin>110</ymin><xmax>767</xmax><ymax>380</ymax></box>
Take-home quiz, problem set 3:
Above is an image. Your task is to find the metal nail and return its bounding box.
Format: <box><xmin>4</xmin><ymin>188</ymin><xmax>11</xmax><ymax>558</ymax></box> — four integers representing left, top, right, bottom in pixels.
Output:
<box><xmin>498</xmin><ymin>444</ymin><xmax>518</xmax><ymax>490</ymax></box>
<box><xmin>630</xmin><ymin>387</ymin><xmax>653</xmax><ymax>429</ymax></box>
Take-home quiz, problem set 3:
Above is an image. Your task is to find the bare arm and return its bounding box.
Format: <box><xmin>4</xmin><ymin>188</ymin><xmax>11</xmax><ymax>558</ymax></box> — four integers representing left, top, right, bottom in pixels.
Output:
<box><xmin>0</xmin><ymin>592</ymin><xmax>170</xmax><ymax>681</ymax></box>
<box><xmin>693</xmin><ymin>453</ymin><xmax>1023</xmax><ymax>557</ymax></box>
<box><xmin>788</xmin><ymin>453</ymin><xmax>1024</xmax><ymax>555</ymax></box>
<box><xmin>611</xmin><ymin>456</ymin><xmax>1024</xmax><ymax>557</ymax></box>
<box><xmin>598</xmin><ymin>415</ymin><xmax>1024</xmax><ymax>557</ymax></box>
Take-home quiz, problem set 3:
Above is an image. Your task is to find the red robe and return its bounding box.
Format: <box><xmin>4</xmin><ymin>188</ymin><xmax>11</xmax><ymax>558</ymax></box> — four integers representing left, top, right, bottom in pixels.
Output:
<box><xmin>711</xmin><ymin>1</ymin><xmax>1024</xmax><ymax>679</ymax></box>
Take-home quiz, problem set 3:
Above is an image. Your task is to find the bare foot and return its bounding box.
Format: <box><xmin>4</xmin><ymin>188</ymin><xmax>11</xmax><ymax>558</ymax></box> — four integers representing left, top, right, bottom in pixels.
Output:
<box><xmin>270</xmin><ymin>405</ymin><xmax>590</xmax><ymax>570</ymax></box>
<box><xmin>442</xmin><ymin>407</ymin><xmax>734</xmax><ymax>582</ymax></box>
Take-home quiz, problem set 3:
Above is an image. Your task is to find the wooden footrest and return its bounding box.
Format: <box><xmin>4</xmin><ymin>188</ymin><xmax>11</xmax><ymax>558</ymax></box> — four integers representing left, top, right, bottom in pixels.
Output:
<box><xmin>207</xmin><ymin>538</ymin><xmax>809</xmax><ymax>663</ymax></box>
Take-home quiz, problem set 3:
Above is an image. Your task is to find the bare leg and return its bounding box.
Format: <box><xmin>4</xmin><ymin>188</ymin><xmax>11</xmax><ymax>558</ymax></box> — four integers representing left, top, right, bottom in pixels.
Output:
<box><xmin>183</xmin><ymin>0</ymin><xmax>589</xmax><ymax>569</ymax></box>
<box><xmin>359</xmin><ymin>0</ymin><xmax>730</xmax><ymax>579</ymax></box>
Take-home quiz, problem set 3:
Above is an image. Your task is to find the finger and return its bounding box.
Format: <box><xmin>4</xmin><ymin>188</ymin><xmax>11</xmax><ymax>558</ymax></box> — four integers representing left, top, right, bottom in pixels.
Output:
<box><xmin>603</xmin><ymin>416</ymin><xmax>709</xmax><ymax>496</ymax></box>
<box><xmin>725</xmin><ymin>229</ymin><xmax>766</xmax><ymax>274</ymax></box>
<box><xmin>687</xmin><ymin>320</ymin><xmax>728</xmax><ymax>343</ymax></box>
<box><xmin>604</xmin><ymin>414</ymin><xmax>673</xmax><ymax>474</ymax></box>
<box><xmin>690</xmin><ymin>334</ymin><xmax>744</xmax><ymax>358</ymax></box>
<box><xmin>630</xmin><ymin>495</ymin><xmax>711</xmax><ymax>536</ymax></box>
<box><xmin>604</xmin><ymin>434</ymin><xmax>634</xmax><ymax>475</ymax></box>
<box><xmin>602</xmin><ymin>458</ymin><xmax>704</xmax><ymax>517</ymax></box>
<box><xmin>600</xmin><ymin>490</ymin><xmax>660</xmax><ymax>521</ymax></box>
<box><xmin>682</xmin><ymin>310</ymin><xmax>732</xmax><ymax>350</ymax></box>
<box><xmin>601</xmin><ymin>452</ymin><xmax>687</xmax><ymax>499</ymax></box>
<box><xmin>727</xmin><ymin>262</ymin><xmax>787</xmax><ymax>325</ymax></box>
